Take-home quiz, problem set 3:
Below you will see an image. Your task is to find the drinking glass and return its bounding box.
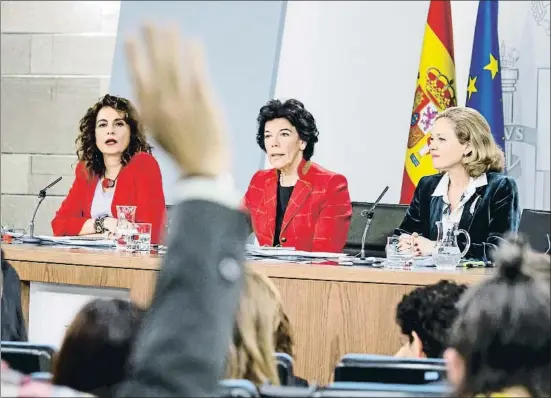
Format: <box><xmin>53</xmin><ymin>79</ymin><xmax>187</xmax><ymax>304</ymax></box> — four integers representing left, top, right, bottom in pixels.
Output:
<box><xmin>385</xmin><ymin>236</ymin><xmax>413</xmax><ymax>269</ymax></box>
<box><xmin>130</xmin><ymin>223</ymin><xmax>152</xmax><ymax>252</ymax></box>
<box><xmin>114</xmin><ymin>205</ymin><xmax>137</xmax><ymax>252</ymax></box>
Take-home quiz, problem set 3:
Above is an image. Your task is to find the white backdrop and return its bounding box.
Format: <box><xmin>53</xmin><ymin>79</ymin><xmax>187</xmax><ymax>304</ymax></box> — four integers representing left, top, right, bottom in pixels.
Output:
<box><xmin>272</xmin><ymin>0</ymin><xmax>550</xmax><ymax>210</ymax></box>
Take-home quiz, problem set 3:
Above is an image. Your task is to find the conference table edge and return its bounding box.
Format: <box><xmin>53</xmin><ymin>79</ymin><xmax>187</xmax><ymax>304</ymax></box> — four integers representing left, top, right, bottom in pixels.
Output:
<box><xmin>1</xmin><ymin>244</ymin><xmax>490</xmax><ymax>285</ymax></box>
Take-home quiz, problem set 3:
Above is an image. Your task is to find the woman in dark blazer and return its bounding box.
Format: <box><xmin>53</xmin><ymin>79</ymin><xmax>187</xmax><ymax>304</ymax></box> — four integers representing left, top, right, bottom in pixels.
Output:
<box><xmin>396</xmin><ymin>107</ymin><xmax>520</xmax><ymax>261</ymax></box>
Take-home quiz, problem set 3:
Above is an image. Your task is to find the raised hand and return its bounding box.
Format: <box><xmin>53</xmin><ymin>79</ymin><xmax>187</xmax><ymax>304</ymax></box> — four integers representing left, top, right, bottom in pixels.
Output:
<box><xmin>124</xmin><ymin>24</ymin><xmax>228</xmax><ymax>178</ymax></box>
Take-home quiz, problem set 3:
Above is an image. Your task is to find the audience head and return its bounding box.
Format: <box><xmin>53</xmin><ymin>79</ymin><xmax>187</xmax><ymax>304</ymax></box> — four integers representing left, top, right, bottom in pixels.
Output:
<box><xmin>226</xmin><ymin>265</ymin><xmax>293</xmax><ymax>385</ymax></box>
<box><xmin>444</xmin><ymin>234</ymin><xmax>551</xmax><ymax>397</ymax></box>
<box><xmin>52</xmin><ymin>298</ymin><xmax>144</xmax><ymax>396</ymax></box>
<box><xmin>430</xmin><ymin>106</ymin><xmax>504</xmax><ymax>177</ymax></box>
<box><xmin>395</xmin><ymin>280</ymin><xmax>467</xmax><ymax>359</ymax></box>
<box><xmin>76</xmin><ymin>94</ymin><xmax>151</xmax><ymax>177</ymax></box>
<box><xmin>256</xmin><ymin>99</ymin><xmax>319</xmax><ymax>172</ymax></box>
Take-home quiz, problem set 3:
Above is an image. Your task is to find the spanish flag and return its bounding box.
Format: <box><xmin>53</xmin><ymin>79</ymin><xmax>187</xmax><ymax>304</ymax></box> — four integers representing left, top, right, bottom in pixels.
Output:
<box><xmin>399</xmin><ymin>0</ymin><xmax>457</xmax><ymax>205</ymax></box>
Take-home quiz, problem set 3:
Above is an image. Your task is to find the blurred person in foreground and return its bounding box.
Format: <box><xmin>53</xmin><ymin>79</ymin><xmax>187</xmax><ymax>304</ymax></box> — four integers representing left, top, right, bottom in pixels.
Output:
<box><xmin>1</xmin><ymin>249</ymin><xmax>27</xmax><ymax>342</ymax></box>
<box><xmin>395</xmin><ymin>280</ymin><xmax>467</xmax><ymax>359</ymax></box>
<box><xmin>226</xmin><ymin>265</ymin><xmax>308</xmax><ymax>386</ymax></box>
<box><xmin>52</xmin><ymin>299</ymin><xmax>143</xmax><ymax>397</ymax></box>
<box><xmin>243</xmin><ymin>99</ymin><xmax>352</xmax><ymax>253</ymax></box>
<box><xmin>51</xmin><ymin>94</ymin><xmax>166</xmax><ymax>243</ymax></box>
<box><xmin>114</xmin><ymin>23</ymin><xmax>248</xmax><ymax>397</ymax></box>
<box><xmin>444</xmin><ymin>234</ymin><xmax>550</xmax><ymax>397</ymax></box>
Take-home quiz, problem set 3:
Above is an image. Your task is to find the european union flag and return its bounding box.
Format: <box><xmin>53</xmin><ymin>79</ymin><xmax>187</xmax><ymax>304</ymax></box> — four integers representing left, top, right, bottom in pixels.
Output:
<box><xmin>465</xmin><ymin>0</ymin><xmax>505</xmax><ymax>151</ymax></box>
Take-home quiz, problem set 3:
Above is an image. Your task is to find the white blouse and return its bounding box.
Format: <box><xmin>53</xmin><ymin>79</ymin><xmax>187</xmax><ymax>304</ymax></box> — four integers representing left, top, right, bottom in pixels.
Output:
<box><xmin>90</xmin><ymin>180</ymin><xmax>114</xmax><ymax>219</ymax></box>
<box><xmin>431</xmin><ymin>172</ymin><xmax>488</xmax><ymax>224</ymax></box>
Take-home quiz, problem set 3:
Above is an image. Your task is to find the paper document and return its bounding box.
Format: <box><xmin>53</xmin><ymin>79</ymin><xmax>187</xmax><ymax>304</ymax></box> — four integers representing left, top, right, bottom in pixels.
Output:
<box><xmin>245</xmin><ymin>244</ymin><xmax>343</xmax><ymax>259</ymax></box>
<box><xmin>37</xmin><ymin>235</ymin><xmax>115</xmax><ymax>247</ymax></box>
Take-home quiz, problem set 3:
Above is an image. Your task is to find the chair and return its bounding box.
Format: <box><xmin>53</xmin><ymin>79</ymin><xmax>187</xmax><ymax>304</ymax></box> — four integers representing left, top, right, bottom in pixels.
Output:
<box><xmin>1</xmin><ymin>342</ymin><xmax>56</xmax><ymax>374</ymax></box>
<box><xmin>275</xmin><ymin>352</ymin><xmax>294</xmax><ymax>386</ymax></box>
<box><xmin>334</xmin><ymin>354</ymin><xmax>446</xmax><ymax>385</ymax></box>
<box><xmin>219</xmin><ymin>379</ymin><xmax>259</xmax><ymax>397</ymax></box>
<box><xmin>30</xmin><ymin>372</ymin><xmax>53</xmax><ymax>382</ymax></box>
<box><xmin>259</xmin><ymin>384</ymin><xmax>316</xmax><ymax>398</ymax></box>
<box><xmin>315</xmin><ymin>381</ymin><xmax>451</xmax><ymax>397</ymax></box>
<box><xmin>518</xmin><ymin>209</ymin><xmax>551</xmax><ymax>254</ymax></box>
<box><xmin>344</xmin><ymin>203</ymin><xmax>409</xmax><ymax>257</ymax></box>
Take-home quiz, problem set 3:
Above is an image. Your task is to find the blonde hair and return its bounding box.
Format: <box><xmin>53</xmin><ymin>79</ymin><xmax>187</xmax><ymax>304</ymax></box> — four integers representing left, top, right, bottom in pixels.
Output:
<box><xmin>435</xmin><ymin>107</ymin><xmax>504</xmax><ymax>177</ymax></box>
<box><xmin>226</xmin><ymin>265</ymin><xmax>294</xmax><ymax>385</ymax></box>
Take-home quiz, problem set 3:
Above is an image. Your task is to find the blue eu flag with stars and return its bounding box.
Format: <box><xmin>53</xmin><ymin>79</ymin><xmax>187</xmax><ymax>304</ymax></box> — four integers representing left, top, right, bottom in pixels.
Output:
<box><xmin>465</xmin><ymin>0</ymin><xmax>505</xmax><ymax>152</ymax></box>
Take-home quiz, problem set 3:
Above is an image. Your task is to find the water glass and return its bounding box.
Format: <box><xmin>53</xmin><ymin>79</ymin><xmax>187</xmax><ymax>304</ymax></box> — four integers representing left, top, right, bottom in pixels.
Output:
<box><xmin>114</xmin><ymin>205</ymin><xmax>137</xmax><ymax>252</ymax></box>
<box><xmin>116</xmin><ymin>205</ymin><xmax>136</xmax><ymax>225</ymax></box>
<box><xmin>385</xmin><ymin>236</ymin><xmax>413</xmax><ymax>269</ymax></box>
<box><xmin>130</xmin><ymin>223</ymin><xmax>152</xmax><ymax>252</ymax></box>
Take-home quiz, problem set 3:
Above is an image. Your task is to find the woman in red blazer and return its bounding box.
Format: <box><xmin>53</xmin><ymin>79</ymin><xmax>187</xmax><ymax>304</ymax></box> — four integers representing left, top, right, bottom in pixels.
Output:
<box><xmin>51</xmin><ymin>94</ymin><xmax>166</xmax><ymax>243</ymax></box>
<box><xmin>243</xmin><ymin>99</ymin><xmax>352</xmax><ymax>253</ymax></box>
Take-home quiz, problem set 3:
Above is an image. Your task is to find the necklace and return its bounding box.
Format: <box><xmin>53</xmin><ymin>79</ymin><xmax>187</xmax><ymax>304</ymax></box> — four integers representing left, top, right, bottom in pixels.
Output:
<box><xmin>102</xmin><ymin>171</ymin><xmax>120</xmax><ymax>190</ymax></box>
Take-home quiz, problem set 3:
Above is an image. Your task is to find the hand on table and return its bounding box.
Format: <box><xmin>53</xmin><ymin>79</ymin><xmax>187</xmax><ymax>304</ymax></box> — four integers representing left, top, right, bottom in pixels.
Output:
<box><xmin>411</xmin><ymin>233</ymin><xmax>436</xmax><ymax>257</ymax></box>
<box><xmin>397</xmin><ymin>234</ymin><xmax>413</xmax><ymax>252</ymax></box>
<box><xmin>125</xmin><ymin>24</ymin><xmax>228</xmax><ymax>178</ymax></box>
<box><xmin>103</xmin><ymin>217</ymin><xmax>118</xmax><ymax>234</ymax></box>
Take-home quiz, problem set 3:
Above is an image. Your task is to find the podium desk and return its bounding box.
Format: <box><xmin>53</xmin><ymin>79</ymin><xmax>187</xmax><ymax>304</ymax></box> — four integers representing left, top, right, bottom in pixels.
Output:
<box><xmin>1</xmin><ymin>244</ymin><xmax>491</xmax><ymax>384</ymax></box>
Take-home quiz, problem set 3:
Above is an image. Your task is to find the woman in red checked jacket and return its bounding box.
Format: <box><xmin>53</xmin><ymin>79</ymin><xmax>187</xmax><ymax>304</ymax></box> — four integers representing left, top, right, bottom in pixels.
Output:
<box><xmin>51</xmin><ymin>94</ymin><xmax>166</xmax><ymax>243</ymax></box>
<box><xmin>243</xmin><ymin>99</ymin><xmax>352</xmax><ymax>253</ymax></box>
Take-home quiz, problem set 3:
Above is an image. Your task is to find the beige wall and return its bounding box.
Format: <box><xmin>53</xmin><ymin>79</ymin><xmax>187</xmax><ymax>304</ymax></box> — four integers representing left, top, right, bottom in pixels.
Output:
<box><xmin>1</xmin><ymin>1</ymin><xmax>120</xmax><ymax>235</ymax></box>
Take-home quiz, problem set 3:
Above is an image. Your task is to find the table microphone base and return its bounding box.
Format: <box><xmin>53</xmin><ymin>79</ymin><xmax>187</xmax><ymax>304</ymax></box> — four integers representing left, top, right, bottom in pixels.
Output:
<box><xmin>351</xmin><ymin>257</ymin><xmax>378</xmax><ymax>266</ymax></box>
<box><xmin>21</xmin><ymin>236</ymin><xmax>42</xmax><ymax>244</ymax></box>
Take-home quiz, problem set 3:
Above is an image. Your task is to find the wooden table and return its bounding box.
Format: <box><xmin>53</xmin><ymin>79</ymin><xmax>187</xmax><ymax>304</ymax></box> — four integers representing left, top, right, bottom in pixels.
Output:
<box><xmin>1</xmin><ymin>244</ymin><xmax>491</xmax><ymax>384</ymax></box>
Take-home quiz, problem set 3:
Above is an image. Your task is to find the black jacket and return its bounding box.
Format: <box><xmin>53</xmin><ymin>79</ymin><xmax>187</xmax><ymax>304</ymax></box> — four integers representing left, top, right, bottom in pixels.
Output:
<box><xmin>1</xmin><ymin>249</ymin><xmax>28</xmax><ymax>342</ymax></box>
<box><xmin>396</xmin><ymin>172</ymin><xmax>520</xmax><ymax>261</ymax></box>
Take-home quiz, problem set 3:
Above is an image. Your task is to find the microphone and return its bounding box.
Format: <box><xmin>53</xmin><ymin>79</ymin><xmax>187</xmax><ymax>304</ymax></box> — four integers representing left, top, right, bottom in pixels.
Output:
<box><xmin>351</xmin><ymin>185</ymin><xmax>389</xmax><ymax>266</ymax></box>
<box><xmin>22</xmin><ymin>177</ymin><xmax>62</xmax><ymax>244</ymax></box>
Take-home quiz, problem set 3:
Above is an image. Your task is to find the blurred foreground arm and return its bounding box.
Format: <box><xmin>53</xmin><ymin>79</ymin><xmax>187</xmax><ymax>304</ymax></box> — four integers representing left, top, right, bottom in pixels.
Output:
<box><xmin>116</xmin><ymin>25</ymin><xmax>245</xmax><ymax>397</ymax></box>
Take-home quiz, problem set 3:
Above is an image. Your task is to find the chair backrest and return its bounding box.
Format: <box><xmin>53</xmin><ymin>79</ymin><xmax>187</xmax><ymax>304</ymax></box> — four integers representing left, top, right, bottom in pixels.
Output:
<box><xmin>275</xmin><ymin>352</ymin><xmax>294</xmax><ymax>386</ymax></box>
<box><xmin>1</xmin><ymin>342</ymin><xmax>56</xmax><ymax>374</ymax></box>
<box><xmin>259</xmin><ymin>384</ymin><xmax>316</xmax><ymax>397</ymax></box>
<box><xmin>518</xmin><ymin>209</ymin><xmax>551</xmax><ymax>254</ymax></box>
<box><xmin>30</xmin><ymin>372</ymin><xmax>53</xmax><ymax>382</ymax></box>
<box><xmin>317</xmin><ymin>381</ymin><xmax>451</xmax><ymax>397</ymax></box>
<box><xmin>1</xmin><ymin>347</ymin><xmax>54</xmax><ymax>374</ymax></box>
<box><xmin>219</xmin><ymin>379</ymin><xmax>259</xmax><ymax>397</ymax></box>
<box><xmin>344</xmin><ymin>203</ymin><xmax>409</xmax><ymax>257</ymax></box>
<box><xmin>334</xmin><ymin>354</ymin><xmax>446</xmax><ymax>385</ymax></box>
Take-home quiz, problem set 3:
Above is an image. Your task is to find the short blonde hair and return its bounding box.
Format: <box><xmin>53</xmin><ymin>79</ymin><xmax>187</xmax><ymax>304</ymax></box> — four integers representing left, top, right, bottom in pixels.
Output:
<box><xmin>435</xmin><ymin>107</ymin><xmax>504</xmax><ymax>177</ymax></box>
<box><xmin>226</xmin><ymin>265</ymin><xmax>288</xmax><ymax>385</ymax></box>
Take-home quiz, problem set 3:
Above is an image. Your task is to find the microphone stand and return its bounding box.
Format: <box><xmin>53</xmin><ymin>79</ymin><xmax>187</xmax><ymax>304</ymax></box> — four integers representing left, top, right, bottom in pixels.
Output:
<box><xmin>22</xmin><ymin>177</ymin><xmax>62</xmax><ymax>244</ymax></box>
<box><xmin>351</xmin><ymin>186</ymin><xmax>389</xmax><ymax>266</ymax></box>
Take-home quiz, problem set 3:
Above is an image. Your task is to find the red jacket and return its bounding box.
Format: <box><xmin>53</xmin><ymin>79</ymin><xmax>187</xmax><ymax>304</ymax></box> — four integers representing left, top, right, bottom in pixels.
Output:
<box><xmin>51</xmin><ymin>152</ymin><xmax>166</xmax><ymax>243</ymax></box>
<box><xmin>243</xmin><ymin>159</ymin><xmax>352</xmax><ymax>253</ymax></box>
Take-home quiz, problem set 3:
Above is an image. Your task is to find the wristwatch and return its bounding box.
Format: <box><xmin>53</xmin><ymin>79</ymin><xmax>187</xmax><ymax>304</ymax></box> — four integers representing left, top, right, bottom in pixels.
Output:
<box><xmin>94</xmin><ymin>216</ymin><xmax>106</xmax><ymax>233</ymax></box>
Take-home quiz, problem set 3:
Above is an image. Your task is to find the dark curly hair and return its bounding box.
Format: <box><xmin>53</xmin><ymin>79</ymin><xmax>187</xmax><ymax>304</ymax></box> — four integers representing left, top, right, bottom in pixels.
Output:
<box><xmin>76</xmin><ymin>94</ymin><xmax>152</xmax><ymax>177</ymax></box>
<box><xmin>448</xmin><ymin>234</ymin><xmax>550</xmax><ymax>397</ymax></box>
<box><xmin>52</xmin><ymin>298</ymin><xmax>145</xmax><ymax>396</ymax></box>
<box><xmin>396</xmin><ymin>280</ymin><xmax>467</xmax><ymax>358</ymax></box>
<box><xmin>256</xmin><ymin>99</ymin><xmax>319</xmax><ymax>161</ymax></box>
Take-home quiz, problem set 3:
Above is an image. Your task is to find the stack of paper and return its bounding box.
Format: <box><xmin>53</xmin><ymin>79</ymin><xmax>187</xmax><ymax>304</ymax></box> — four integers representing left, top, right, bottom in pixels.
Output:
<box><xmin>245</xmin><ymin>244</ymin><xmax>344</xmax><ymax>262</ymax></box>
<box><xmin>37</xmin><ymin>235</ymin><xmax>115</xmax><ymax>248</ymax></box>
